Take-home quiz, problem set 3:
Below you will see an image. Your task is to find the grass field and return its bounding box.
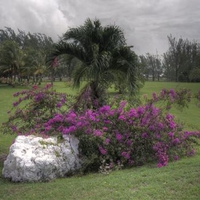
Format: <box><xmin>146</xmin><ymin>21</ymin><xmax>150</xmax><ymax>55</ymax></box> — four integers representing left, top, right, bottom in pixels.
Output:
<box><xmin>0</xmin><ymin>81</ymin><xmax>200</xmax><ymax>200</ymax></box>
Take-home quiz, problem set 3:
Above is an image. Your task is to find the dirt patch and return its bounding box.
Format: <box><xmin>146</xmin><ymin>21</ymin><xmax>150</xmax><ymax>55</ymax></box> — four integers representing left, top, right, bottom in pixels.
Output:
<box><xmin>0</xmin><ymin>154</ymin><xmax>7</xmax><ymax>163</ymax></box>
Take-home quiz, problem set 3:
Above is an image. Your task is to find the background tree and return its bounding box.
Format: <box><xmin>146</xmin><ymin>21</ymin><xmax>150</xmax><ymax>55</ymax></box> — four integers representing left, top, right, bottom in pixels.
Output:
<box><xmin>189</xmin><ymin>68</ymin><xmax>200</xmax><ymax>82</ymax></box>
<box><xmin>163</xmin><ymin>35</ymin><xmax>200</xmax><ymax>82</ymax></box>
<box><xmin>0</xmin><ymin>27</ymin><xmax>54</xmax><ymax>85</ymax></box>
<box><xmin>22</xmin><ymin>49</ymin><xmax>48</xmax><ymax>84</ymax></box>
<box><xmin>0</xmin><ymin>40</ymin><xmax>25</xmax><ymax>86</ymax></box>
<box><xmin>0</xmin><ymin>27</ymin><xmax>53</xmax><ymax>52</ymax></box>
<box><xmin>50</xmin><ymin>54</ymin><xmax>79</xmax><ymax>82</ymax></box>
<box><xmin>139</xmin><ymin>53</ymin><xmax>162</xmax><ymax>81</ymax></box>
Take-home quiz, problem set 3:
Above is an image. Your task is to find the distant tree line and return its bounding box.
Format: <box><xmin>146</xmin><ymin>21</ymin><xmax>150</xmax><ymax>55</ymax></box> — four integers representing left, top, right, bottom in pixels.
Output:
<box><xmin>140</xmin><ymin>35</ymin><xmax>200</xmax><ymax>82</ymax></box>
<box><xmin>1</xmin><ymin>25</ymin><xmax>200</xmax><ymax>88</ymax></box>
<box><xmin>139</xmin><ymin>53</ymin><xmax>162</xmax><ymax>81</ymax></box>
<box><xmin>0</xmin><ymin>27</ymin><xmax>55</xmax><ymax>86</ymax></box>
<box><xmin>163</xmin><ymin>35</ymin><xmax>200</xmax><ymax>82</ymax></box>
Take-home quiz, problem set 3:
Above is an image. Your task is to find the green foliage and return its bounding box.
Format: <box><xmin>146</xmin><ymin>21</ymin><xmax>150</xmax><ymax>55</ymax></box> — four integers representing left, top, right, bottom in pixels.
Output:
<box><xmin>163</xmin><ymin>35</ymin><xmax>200</xmax><ymax>82</ymax></box>
<box><xmin>0</xmin><ymin>40</ymin><xmax>24</xmax><ymax>82</ymax></box>
<box><xmin>189</xmin><ymin>68</ymin><xmax>200</xmax><ymax>82</ymax></box>
<box><xmin>139</xmin><ymin>53</ymin><xmax>162</xmax><ymax>81</ymax></box>
<box><xmin>0</xmin><ymin>27</ymin><xmax>54</xmax><ymax>85</ymax></box>
<box><xmin>0</xmin><ymin>27</ymin><xmax>53</xmax><ymax>51</ymax></box>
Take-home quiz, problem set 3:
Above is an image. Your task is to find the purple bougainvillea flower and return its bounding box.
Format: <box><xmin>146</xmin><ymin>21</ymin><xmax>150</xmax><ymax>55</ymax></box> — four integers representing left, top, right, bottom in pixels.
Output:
<box><xmin>121</xmin><ymin>151</ymin><xmax>130</xmax><ymax>159</ymax></box>
<box><xmin>126</xmin><ymin>140</ymin><xmax>132</xmax><ymax>146</ymax></box>
<box><xmin>45</xmin><ymin>125</ymin><xmax>51</xmax><ymax>131</ymax></box>
<box><xmin>93</xmin><ymin>129</ymin><xmax>103</xmax><ymax>137</ymax></box>
<box><xmin>173</xmin><ymin>138</ymin><xmax>180</xmax><ymax>145</ymax></box>
<box><xmin>99</xmin><ymin>146</ymin><xmax>107</xmax><ymax>155</ymax></box>
<box><xmin>104</xmin><ymin>138</ymin><xmax>110</xmax><ymax>145</ymax></box>
<box><xmin>152</xmin><ymin>92</ymin><xmax>157</xmax><ymax>100</ymax></box>
<box><xmin>118</xmin><ymin>114</ymin><xmax>126</xmax><ymax>121</ymax></box>
<box><xmin>141</xmin><ymin>132</ymin><xmax>148</xmax><ymax>138</ymax></box>
<box><xmin>116</xmin><ymin>133</ymin><xmax>122</xmax><ymax>141</ymax></box>
<box><xmin>13</xmin><ymin>92</ymin><xmax>19</xmax><ymax>97</ymax></box>
<box><xmin>12</xmin><ymin>102</ymin><xmax>18</xmax><ymax>107</ymax></box>
<box><xmin>102</xmin><ymin>127</ymin><xmax>108</xmax><ymax>131</ymax></box>
<box><xmin>169</xmin><ymin>88</ymin><xmax>176</xmax><ymax>98</ymax></box>
<box><xmin>32</xmin><ymin>85</ymin><xmax>38</xmax><ymax>90</ymax></box>
<box><xmin>99</xmin><ymin>105</ymin><xmax>110</xmax><ymax>113</ymax></box>
<box><xmin>137</xmin><ymin>106</ymin><xmax>144</xmax><ymax>115</ymax></box>
<box><xmin>56</xmin><ymin>103</ymin><xmax>62</xmax><ymax>108</ymax></box>
<box><xmin>168</xmin><ymin>132</ymin><xmax>174</xmax><ymax>138</ymax></box>
<box><xmin>174</xmin><ymin>155</ymin><xmax>179</xmax><ymax>161</ymax></box>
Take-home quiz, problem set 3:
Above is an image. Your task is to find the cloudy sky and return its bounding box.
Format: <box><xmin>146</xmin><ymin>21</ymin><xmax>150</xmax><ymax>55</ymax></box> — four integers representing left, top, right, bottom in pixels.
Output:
<box><xmin>0</xmin><ymin>0</ymin><xmax>200</xmax><ymax>55</ymax></box>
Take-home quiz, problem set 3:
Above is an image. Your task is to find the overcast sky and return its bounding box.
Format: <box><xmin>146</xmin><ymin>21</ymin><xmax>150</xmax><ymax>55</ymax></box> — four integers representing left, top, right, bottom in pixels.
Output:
<box><xmin>0</xmin><ymin>0</ymin><xmax>200</xmax><ymax>55</ymax></box>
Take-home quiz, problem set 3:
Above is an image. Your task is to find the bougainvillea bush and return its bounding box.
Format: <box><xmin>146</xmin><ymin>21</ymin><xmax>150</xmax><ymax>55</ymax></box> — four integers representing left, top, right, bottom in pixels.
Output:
<box><xmin>2</xmin><ymin>84</ymin><xmax>200</xmax><ymax>172</ymax></box>
<box><xmin>2</xmin><ymin>84</ymin><xmax>73</xmax><ymax>135</ymax></box>
<box><xmin>40</xmin><ymin>101</ymin><xmax>200</xmax><ymax>171</ymax></box>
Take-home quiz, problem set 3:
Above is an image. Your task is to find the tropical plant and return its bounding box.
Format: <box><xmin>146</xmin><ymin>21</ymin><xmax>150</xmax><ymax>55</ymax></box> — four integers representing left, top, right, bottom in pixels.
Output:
<box><xmin>0</xmin><ymin>27</ymin><xmax>54</xmax><ymax>85</ymax></box>
<box><xmin>48</xmin><ymin>18</ymin><xmax>139</xmax><ymax>110</ymax></box>
<box><xmin>22</xmin><ymin>49</ymin><xmax>48</xmax><ymax>84</ymax></box>
<box><xmin>0</xmin><ymin>40</ymin><xmax>25</xmax><ymax>86</ymax></box>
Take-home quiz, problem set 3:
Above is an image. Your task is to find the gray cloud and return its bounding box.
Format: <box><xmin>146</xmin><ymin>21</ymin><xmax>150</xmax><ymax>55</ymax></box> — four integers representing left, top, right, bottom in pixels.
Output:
<box><xmin>0</xmin><ymin>0</ymin><xmax>200</xmax><ymax>55</ymax></box>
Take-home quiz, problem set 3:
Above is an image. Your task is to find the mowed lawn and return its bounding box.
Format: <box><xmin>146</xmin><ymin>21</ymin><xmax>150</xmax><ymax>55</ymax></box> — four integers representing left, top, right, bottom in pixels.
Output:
<box><xmin>0</xmin><ymin>81</ymin><xmax>200</xmax><ymax>200</ymax></box>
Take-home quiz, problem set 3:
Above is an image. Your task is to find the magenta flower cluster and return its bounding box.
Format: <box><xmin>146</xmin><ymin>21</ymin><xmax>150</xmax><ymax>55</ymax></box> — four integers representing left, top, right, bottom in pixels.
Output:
<box><xmin>39</xmin><ymin>98</ymin><xmax>200</xmax><ymax>169</ymax></box>
<box><xmin>148</xmin><ymin>88</ymin><xmax>192</xmax><ymax>110</ymax></box>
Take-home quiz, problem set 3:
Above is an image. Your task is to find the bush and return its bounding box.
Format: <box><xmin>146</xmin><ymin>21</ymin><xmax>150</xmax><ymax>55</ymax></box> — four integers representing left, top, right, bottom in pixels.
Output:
<box><xmin>41</xmin><ymin>102</ymin><xmax>199</xmax><ymax>171</ymax></box>
<box><xmin>2</xmin><ymin>86</ymin><xmax>200</xmax><ymax>173</ymax></box>
<box><xmin>35</xmin><ymin>88</ymin><xmax>199</xmax><ymax>171</ymax></box>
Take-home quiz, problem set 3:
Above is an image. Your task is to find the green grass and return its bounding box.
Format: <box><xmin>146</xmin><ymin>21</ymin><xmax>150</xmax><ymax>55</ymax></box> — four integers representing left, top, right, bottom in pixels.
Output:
<box><xmin>0</xmin><ymin>81</ymin><xmax>200</xmax><ymax>200</ymax></box>
<box><xmin>0</xmin><ymin>86</ymin><xmax>28</xmax><ymax>160</ymax></box>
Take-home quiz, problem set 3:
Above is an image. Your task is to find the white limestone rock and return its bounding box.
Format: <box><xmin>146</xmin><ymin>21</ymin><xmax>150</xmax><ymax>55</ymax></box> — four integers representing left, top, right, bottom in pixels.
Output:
<box><xmin>2</xmin><ymin>135</ymin><xmax>81</xmax><ymax>182</ymax></box>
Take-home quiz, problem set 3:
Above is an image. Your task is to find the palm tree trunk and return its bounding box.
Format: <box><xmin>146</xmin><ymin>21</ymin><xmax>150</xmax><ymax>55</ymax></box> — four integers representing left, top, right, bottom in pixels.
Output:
<box><xmin>73</xmin><ymin>81</ymin><xmax>106</xmax><ymax>112</ymax></box>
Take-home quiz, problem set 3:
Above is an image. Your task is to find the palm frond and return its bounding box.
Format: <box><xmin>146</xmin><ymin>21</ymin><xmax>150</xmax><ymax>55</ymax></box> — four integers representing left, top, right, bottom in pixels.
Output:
<box><xmin>73</xmin><ymin>63</ymin><xmax>89</xmax><ymax>88</ymax></box>
<box><xmin>47</xmin><ymin>42</ymin><xmax>88</xmax><ymax>66</ymax></box>
<box><xmin>101</xmin><ymin>25</ymin><xmax>126</xmax><ymax>51</ymax></box>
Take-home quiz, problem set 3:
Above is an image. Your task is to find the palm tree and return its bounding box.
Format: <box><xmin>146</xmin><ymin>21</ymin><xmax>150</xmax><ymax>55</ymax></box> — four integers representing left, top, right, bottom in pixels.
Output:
<box><xmin>23</xmin><ymin>49</ymin><xmax>48</xmax><ymax>84</ymax></box>
<box><xmin>0</xmin><ymin>40</ymin><xmax>25</xmax><ymax>86</ymax></box>
<box><xmin>48</xmin><ymin>18</ymin><xmax>139</xmax><ymax>110</ymax></box>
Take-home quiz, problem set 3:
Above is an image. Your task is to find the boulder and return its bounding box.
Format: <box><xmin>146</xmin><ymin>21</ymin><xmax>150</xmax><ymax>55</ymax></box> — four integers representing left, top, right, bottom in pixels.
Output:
<box><xmin>2</xmin><ymin>135</ymin><xmax>81</xmax><ymax>182</ymax></box>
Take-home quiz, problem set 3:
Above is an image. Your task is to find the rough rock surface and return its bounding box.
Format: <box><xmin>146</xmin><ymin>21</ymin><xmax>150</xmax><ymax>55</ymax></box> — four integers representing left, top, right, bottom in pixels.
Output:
<box><xmin>2</xmin><ymin>135</ymin><xmax>81</xmax><ymax>182</ymax></box>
